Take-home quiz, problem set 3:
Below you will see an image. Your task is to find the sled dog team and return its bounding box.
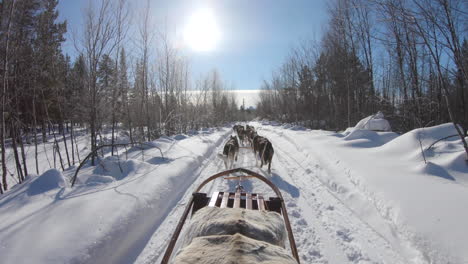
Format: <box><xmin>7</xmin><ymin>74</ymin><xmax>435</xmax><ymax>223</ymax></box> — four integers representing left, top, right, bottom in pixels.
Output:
<box><xmin>222</xmin><ymin>124</ymin><xmax>274</xmax><ymax>173</ymax></box>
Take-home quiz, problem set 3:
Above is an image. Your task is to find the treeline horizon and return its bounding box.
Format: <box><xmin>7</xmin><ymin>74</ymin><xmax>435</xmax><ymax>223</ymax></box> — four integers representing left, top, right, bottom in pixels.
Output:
<box><xmin>0</xmin><ymin>0</ymin><xmax>244</xmax><ymax>193</ymax></box>
<box><xmin>256</xmin><ymin>0</ymin><xmax>467</xmax><ymax>135</ymax></box>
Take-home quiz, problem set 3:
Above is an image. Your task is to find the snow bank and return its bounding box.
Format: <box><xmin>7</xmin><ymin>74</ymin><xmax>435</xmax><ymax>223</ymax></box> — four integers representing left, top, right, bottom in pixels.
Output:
<box><xmin>0</xmin><ymin>127</ymin><xmax>231</xmax><ymax>264</ymax></box>
<box><xmin>354</xmin><ymin>111</ymin><xmax>391</xmax><ymax>131</ymax></box>
<box><xmin>182</xmin><ymin>207</ymin><xmax>287</xmax><ymax>247</ymax></box>
<box><xmin>339</xmin><ymin>112</ymin><xmax>396</xmax><ymax>147</ymax></box>
<box><xmin>381</xmin><ymin>123</ymin><xmax>460</xmax><ymax>159</ymax></box>
<box><xmin>256</xmin><ymin>121</ymin><xmax>468</xmax><ymax>263</ymax></box>
<box><xmin>85</xmin><ymin>175</ymin><xmax>115</xmax><ymax>185</ymax></box>
<box><xmin>174</xmin><ymin>134</ymin><xmax>188</xmax><ymax>140</ymax></box>
<box><xmin>174</xmin><ymin>233</ymin><xmax>298</xmax><ymax>264</ymax></box>
<box><xmin>342</xmin><ymin>129</ymin><xmax>399</xmax><ymax>148</ymax></box>
<box><xmin>91</xmin><ymin>156</ymin><xmax>149</xmax><ymax>181</ymax></box>
<box><xmin>27</xmin><ymin>169</ymin><xmax>67</xmax><ymax>196</ymax></box>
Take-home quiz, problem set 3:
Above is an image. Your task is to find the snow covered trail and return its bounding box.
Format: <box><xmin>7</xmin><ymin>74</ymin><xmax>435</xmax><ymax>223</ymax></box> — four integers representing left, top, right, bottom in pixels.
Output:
<box><xmin>258</xmin><ymin>125</ymin><xmax>423</xmax><ymax>264</ymax></box>
<box><xmin>2</xmin><ymin>122</ymin><xmax>465</xmax><ymax>264</ymax></box>
<box><xmin>135</xmin><ymin>136</ymin><xmax>269</xmax><ymax>263</ymax></box>
<box><xmin>136</xmin><ymin>123</ymin><xmax>426</xmax><ymax>264</ymax></box>
<box><xmin>135</xmin><ymin>135</ymin><xmax>231</xmax><ymax>264</ymax></box>
<box><xmin>0</xmin><ymin>127</ymin><xmax>233</xmax><ymax>264</ymax></box>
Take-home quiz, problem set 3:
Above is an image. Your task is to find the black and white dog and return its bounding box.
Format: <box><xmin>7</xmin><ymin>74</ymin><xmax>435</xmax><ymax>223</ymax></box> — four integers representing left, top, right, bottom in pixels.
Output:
<box><xmin>220</xmin><ymin>135</ymin><xmax>240</xmax><ymax>169</ymax></box>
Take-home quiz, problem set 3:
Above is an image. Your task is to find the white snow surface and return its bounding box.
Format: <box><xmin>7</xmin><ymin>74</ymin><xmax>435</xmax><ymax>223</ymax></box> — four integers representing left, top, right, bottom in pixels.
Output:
<box><xmin>1</xmin><ymin>122</ymin><xmax>467</xmax><ymax>264</ymax></box>
<box><xmin>353</xmin><ymin>111</ymin><xmax>392</xmax><ymax>132</ymax></box>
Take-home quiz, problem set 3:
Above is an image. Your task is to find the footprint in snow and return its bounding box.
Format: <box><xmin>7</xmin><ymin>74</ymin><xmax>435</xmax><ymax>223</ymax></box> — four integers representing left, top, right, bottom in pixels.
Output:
<box><xmin>346</xmin><ymin>250</ymin><xmax>369</xmax><ymax>263</ymax></box>
<box><xmin>291</xmin><ymin>210</ymin><xmax>301</xmax><ymax>218</ymax></box>
<box><xmin>309</xmin><ymin>249</ymin><xmax>322</xmax><ymax>258</ymax></box>
<box><xmin>297</xmin><ymin>219</ymin><xmax>308</xmax><ymax>226</ymax></box>
<box><xmin>336</xmin><ymin>228</ymin><xmax>353</xmax><ymax>243</ymax></box>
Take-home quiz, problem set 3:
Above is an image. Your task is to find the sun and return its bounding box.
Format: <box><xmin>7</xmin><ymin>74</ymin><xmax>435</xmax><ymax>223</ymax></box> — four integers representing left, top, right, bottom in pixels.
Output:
<box><xmin>183</xmin><ymin>8</ymin><xmax>221</xmax><ymax>52</ymax></box>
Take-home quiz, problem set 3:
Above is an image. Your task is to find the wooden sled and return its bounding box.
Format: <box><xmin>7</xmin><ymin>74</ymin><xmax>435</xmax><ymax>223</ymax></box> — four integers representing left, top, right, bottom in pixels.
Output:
<box><xmin>238</xmin><ymin>145</ymin><xmax>253</xmax><ymax>149</ymax></box>
<box><xmin>161</xmin><ymin>168</ymin><xmax>300</xmax><ymax>264</ymax></box>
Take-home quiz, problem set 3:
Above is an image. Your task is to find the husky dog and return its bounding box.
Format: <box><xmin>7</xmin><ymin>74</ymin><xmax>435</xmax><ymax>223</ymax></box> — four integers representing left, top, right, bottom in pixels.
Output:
<box><xmin>253</xmin><ymin>135</ymin><xmax>274</xmax><ymax>173</ymax></box>
<box><xmin>236</xmin><ymin>126</ymin><xmax>245</xmax><ymax>146</ymax></box>
<box><xmin>233</xmin><ymin>124</ymin><xmax>241</xmax><ymax>132</ymax></box>
<box><xmin>245</xmin><ymin>125</ymin><xmax>256</xmax><ymax>146</ymax></box>
<box><xmin>221</xmin><ymin>135</ymin><xmax>239</xmax><ymax>169</ymax></box>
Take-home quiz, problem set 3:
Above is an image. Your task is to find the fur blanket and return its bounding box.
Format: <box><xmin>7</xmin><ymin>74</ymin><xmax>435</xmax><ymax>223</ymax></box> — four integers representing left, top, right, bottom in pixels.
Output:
<box><xmin>173</xmin><ymin>207</ymin><xmax>298</xmax><ymax>264</ymax></box>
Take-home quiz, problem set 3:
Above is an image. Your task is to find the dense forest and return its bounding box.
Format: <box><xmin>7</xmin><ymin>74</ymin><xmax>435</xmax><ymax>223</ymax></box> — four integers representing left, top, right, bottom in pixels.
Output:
<box><xmin>0</xmin><ymin>0</ymin><xmax>467</xmax><ymax>194</ymax></box>
<box><xmin>0</xmin><ymin>0</ymin><xmax>242</xmax><ymax>193</ymax></box>
<box><xmin>257</xmin><ymin>0</ymin><xmax>467</xmax><ymax>134</ymax></box>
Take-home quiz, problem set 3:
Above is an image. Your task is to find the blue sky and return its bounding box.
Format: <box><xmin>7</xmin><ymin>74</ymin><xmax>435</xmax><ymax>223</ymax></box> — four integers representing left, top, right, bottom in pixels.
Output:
<box><xmin>58</xmin><ymin>0</ymin><xmax>328</xmax><ymax>91</ymax></box>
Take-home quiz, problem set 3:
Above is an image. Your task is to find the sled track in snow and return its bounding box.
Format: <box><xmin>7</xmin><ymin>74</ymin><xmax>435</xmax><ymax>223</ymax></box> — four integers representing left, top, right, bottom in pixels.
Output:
<box><xmin>137</xmin><ymin>124</ymin><xmax>426</xmax><ymax>264</ymax></box>
<box><xmin>260</xmin><ymin>126</ymin><xmax>425</xmax><ymax>264</ymax></box>
<box><xmin>136</xmin><ymin>135</ymin><xmax>233</xmax><ymax>264</ymax></box>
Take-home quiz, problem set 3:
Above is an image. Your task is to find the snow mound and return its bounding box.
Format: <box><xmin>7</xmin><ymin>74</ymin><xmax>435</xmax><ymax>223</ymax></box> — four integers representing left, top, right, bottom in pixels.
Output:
<box><xmin>85</xmin><ymin>175</ymin><xmax>115</xmax><ymax>185</ymax></box>
<box><xmin>355</xmin><ymin>111</ymin><xmax>391</xmax><ymax>131</ymax></box>
<box><xmin>174</xmin><ymin>233</ymin><xmax>297</xmax><ymax>264</ymax></box>
<box><xmin>27</xmin><ymin>169</ymin><xmax>67</xmax><ymax>196</ymax></box>
<box><xmin>174</xmin><ymin>134</ymin><xmax>187</xmax><ymax>140</ymax></box>
<box><xmin>93</xmin><ymin>156</ymin><xmax>148</xmax><ymax>181</ymax></box>
<box><xmin>187</xmin><ymin>130</ymin><xmax>199</xmax><ymax>135</ymax></box>
<box><xmin>414</xmin><ymin>161</ymin><xmax>456</xmax><ymax>181</ymax></box>
<box><xmin>344</xmin><ymin>129</ymin><xmax>379</xmax><ymax>141</ymax></box>
<box><xmin>381</xmin><ymin>123</ymin><xmax>460</xmax><ymax>159</ymax></box>
<box><xmin>182</xmin><ymin>207</ymin><xmax>287</xmax><ymax>247</ymax></box>
<box><xmin>443</xmin><ymin>152</ymin><xmax>468</xmax><ymax>174</ymax></box>
<box><xmin>289</xmin><ymin>125</ymin><xmax>307</xmax><ymax>131</ymax></box>
<box><xmin>341</xmin><ymin>129</ymin><xmax>399</xmax><ymax>148</ymax></box>
<box><xmin>262</xmin><ymin>120</ymin><xmax>280</xmax><ymax>126</ymax></box>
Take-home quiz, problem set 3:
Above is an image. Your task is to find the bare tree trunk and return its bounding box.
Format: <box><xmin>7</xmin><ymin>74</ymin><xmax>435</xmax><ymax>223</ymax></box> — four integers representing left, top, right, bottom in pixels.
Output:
<box><xmin>41</xmin><ymin>87</ymin><xmax>65</xmax><ymax>171</ymax></box>
<box><xmin>41</xmin><ymin>119</ymin><xmax>47</xmax><ymax>143</ymax></box>
<box><xmin>1</xmin><ymin>0</ymin><xmax>16</xmax><ymax>193</ymax></box>
<box><xmin>18</xmin><ymin>125</ymin><xmax>28</xmax><ymax>178</ymax></box>
<box><xmin>74</xmin><ymin>125</ymin><xmax>81</xmax><ymax>163</ymax></box>
<box><xmin>126</xmin><ymin>97</ymin><xmax>134</xmax><ymax>144</ymax></box>
<box><xmin>61</xmin><ymin>120</ymin><xmax>71</xmax><ymax>167</ymax></box>
<box><xmin>70</xmin><ymin>121</ymin><xmax>75</xmax><ymax>164</ymax></box>
<box><xmin>11</xmin><ymin>121</ymin><xmax>24</xmax><ymax>183</ymax></box>
<box><xmin>32</xmin><ymin>82</ymin><xmax>39</xmax><ymax>174</ymax></box>
<box><xmin>57</xmin><ymin>93</ymin><xmax>71</xmax><ymax>167</ymax></box>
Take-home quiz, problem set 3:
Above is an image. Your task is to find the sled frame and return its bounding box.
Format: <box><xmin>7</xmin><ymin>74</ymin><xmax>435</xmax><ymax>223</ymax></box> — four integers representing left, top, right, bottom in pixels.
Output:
<box><xmin>160</xmin><ymin>168</ymin><xmax>300</xmax><ymax>264</ymax></box>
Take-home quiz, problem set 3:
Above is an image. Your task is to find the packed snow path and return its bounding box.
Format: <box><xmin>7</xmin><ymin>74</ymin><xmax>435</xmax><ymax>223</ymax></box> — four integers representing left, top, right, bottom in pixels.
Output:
<box><xmin>136</xmin><ymin>123</ymin><xmax>428</xmax><ymax>264</ymax></box>
<box><xmin>2</xmin><ymin>122</ymin><xmax>467</xmax><ymax>264</ymax></box>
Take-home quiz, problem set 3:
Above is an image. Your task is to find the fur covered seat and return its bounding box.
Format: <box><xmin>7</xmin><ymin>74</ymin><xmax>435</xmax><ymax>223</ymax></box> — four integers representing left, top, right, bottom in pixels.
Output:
<box><xmin>173</xmin><ymin>207</ymin><xmax>298</xmax><ymax>264</ymax></box>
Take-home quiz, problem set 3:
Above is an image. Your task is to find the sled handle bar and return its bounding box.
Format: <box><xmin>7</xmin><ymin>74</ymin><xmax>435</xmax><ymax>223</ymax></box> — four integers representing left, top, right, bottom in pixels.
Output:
<box><xmin>161</xmin><ymin>168</ymin><xmax>300</xmax><ymax>264</ymax></box>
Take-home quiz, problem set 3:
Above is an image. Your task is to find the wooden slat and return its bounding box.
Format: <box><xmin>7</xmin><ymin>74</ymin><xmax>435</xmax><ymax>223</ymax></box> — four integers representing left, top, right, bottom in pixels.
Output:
<box><xmin>257</xmin><ymin>195</ymin><xmax>265</xmax><ymax>211</ymax></box>
<box><xmin>220</xmin><ymin>192</ymin><xmax>230</xmax><ymax>208</ymax></box>
<box><xmin>208</xmin><ymin>191</ymin><xmax>219</xmax><ymax>207</ymax></box>
<box><xmin>246</xmin><ymin>193</ymin><xmax>252</xmax><ymax>210</ymax></box>
<box><xmin>233</xmin><ymin>192</ymin><xmax>241</xmax><ymax>208</ymax></box>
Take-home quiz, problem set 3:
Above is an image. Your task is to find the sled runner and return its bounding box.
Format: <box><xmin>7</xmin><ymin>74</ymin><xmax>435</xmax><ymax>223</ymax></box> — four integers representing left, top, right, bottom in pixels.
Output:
<box><xmin>161</xmin><ymin>168</ymin><xmax>300</xmax><ymax>264</ymax></box>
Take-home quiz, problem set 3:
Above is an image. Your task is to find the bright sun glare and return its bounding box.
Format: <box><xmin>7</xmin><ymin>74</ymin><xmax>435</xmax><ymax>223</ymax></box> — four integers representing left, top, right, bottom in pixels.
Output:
<box><xmin>183</xmin><ymin>8</ymin><xmax>221</xmax><ymax>52</ymax></box>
